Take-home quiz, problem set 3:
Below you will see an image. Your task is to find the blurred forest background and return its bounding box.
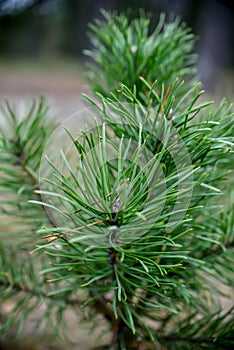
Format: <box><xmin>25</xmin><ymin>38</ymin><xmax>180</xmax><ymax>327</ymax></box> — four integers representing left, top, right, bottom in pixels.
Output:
<box><xmin>0</xmin><ymin>0</ymin><xmax>234</xmax><ymax>116</ymax></box>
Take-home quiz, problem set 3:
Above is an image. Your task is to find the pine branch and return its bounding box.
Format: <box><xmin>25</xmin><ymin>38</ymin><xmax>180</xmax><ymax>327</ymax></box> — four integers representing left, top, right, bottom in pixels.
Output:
<box><xmin>0</xmin><ymin>275</ymin><xmax>84</xmax><ymax>308</ymax></box>
<box><xmin>0</xmin><ymin>97</ymin><xmax>56</xmax><ymax>237</ymax></box>
<box><xmin>158</xmin><ymin>306</ymin><xmax>234</xmax><ymax>349</ymax></box>
<box><xmin>1</xmin><ymin>10</ymin><xmax>233</xmax><ymax>350</ymax></box>
<box><xmin>32</xmin><ymin>82</ymin><xmax>233</xmax><ymax>345</ymax></box>
<box><xmin>199</xmin><ymin>240</ymin><xmax>233</xmax><ymax>259</ymax></box>
<box><xmin>84</xmin><ymin>10</ymin><xmax>197</xmax><ymax>101</ymax></box>
<box><xmin>0</xmin><ymin>243</ymin><xmax>86</xmax><ymax>338</ymax></box>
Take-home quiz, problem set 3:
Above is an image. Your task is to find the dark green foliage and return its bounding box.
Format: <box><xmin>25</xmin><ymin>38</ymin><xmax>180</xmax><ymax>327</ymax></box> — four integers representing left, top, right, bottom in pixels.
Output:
<box><xmin>0</xmin><ymin>11</ymin><xmax>234</xmax><ymax>350</ymax></box>
<box><xmin>0</xmin><ymin>97</ymin><xmax>55</xmax><ymax>234</ymax></box>
<box><xmin>33</xmin><ymin>82</ymin><xmax>233</xmax><ymax>348</ymax></box>
<box><xmin>0</xmin><ymin>99</ymin><xmax>66</xmax><ymax>340</ymax></box>
<box><xmin>84</xmin><ymin>10</ymin><xmax>197</xmax><ymax>101</ymax></box>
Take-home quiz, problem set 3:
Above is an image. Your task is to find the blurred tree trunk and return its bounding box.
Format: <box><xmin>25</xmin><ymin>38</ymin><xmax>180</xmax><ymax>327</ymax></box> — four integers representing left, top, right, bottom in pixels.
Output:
<box><xmin>61</xmin><ymin>0</ymin><xmax>114</xmax><ymax>57</ymax></box>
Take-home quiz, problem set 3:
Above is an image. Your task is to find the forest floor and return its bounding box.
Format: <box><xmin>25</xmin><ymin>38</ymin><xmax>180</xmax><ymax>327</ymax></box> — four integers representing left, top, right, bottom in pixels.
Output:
<box><xmin>0</xmin><ymin>58</ymin><xmax>89</xmax><ymax>119</ymax></box>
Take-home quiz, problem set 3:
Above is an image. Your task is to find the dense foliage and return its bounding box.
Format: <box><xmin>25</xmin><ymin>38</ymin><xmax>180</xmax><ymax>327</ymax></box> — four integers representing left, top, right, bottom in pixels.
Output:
<box><xmin>0</xmin><ymin>11</ymin><xmax>233</xmax><ymax>350</ymax></box>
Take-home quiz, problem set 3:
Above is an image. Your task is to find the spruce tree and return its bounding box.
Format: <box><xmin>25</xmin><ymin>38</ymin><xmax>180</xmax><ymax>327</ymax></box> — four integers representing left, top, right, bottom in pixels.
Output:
<box><xmin>0</xmin><ymin>10</ymin><xmax>233</xmax><ymax>350</ymax></box>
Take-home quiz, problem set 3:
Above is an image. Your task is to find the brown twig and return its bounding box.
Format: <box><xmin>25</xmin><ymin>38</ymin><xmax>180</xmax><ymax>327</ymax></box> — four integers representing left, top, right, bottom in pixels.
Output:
<box><xmin>160</xmin><ymin>86</ymin><xmax>171</xmax><ymax>114</ymax></box>
<box><xmin>11</xmin><ymin>140</ymin><xmax>55</xmax><ymax>227</ymax></box>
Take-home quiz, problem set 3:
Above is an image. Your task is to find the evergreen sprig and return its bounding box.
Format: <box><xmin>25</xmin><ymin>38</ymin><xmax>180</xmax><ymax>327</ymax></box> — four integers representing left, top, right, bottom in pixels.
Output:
<box><xmin>32</xmin><ymin>80</ymin><xmax>233</xmax><ymax>348</ymax></box>
<box><xmin>0</xmin><ymin>10</ymin><xmax>233</xmax><ymax>350</ymax></box>
<box><xmin>0</xmin><ymin>97</ymin><xmax>55</xmax><ymax>237</ymax></box>
<box><xmin>0</xmin><ymin>98</ymin><xmax>65</xmax><ymax>338</ymax></box>
<box><xmin>84</xmin><ymin>10</ymin><xmax>197</xmax><ymax>101</ymax></box>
